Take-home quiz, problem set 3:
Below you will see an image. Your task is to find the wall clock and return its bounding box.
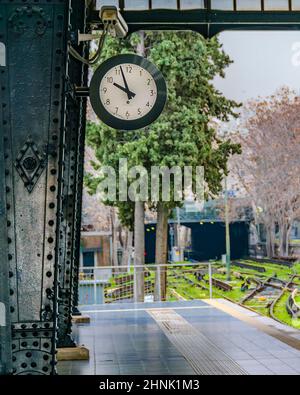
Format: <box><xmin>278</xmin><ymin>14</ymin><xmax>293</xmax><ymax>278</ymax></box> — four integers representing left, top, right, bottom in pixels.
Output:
<box><xmin>89</xmin><ymin>54</ymin><xmax>167</xmax><ymax>130</ymax></box>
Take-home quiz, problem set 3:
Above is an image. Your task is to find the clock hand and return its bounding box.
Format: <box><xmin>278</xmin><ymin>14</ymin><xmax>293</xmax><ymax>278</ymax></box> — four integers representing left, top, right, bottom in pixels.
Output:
<box><xmin>113</xmin><ymin>82</ymin><xmax>136</xmax><ymax>98</ymax></box>
<box><xmin>120</xmin><ymin>66</ymin><xmax>134</xmax><ymax>100</ymax></box>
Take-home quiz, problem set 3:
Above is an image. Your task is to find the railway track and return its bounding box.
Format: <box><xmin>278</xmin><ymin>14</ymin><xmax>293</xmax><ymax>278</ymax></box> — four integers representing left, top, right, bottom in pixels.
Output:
<box><xmin>208</xmin><ymin>278</ymin><xmax>233</xmax><ymax>292</ymax></box>
<box><xmin>241</xmin><ymin>274</ymin><xmax>298</xmax><ymax>305</ymax></box>
<box><xmin>170</xmin><ymin>269</ymin><xmax>233</xmax><ymax>293</ymax></box>
<box><xmin>170</xmin><ymin>271</ymin><xmax>207</xmax><ymax>291</ymax></box>
<box><xmin>105</xmin><ymin>280</ymin><xmax>154</xmax><ymax>301</ymax></box>
<box><xmin>249</xmin><ymin>257</ymin><xmax>295</xmax><ymax>268</ymax></box>
<box><xmin>232</xmin><ymin>261</ymin><xmax>266</xmax><ymax>273</ymax></box>
<box><xmin>241</xmin><ymin>278</ymin><xmax>266</xmax><ymax>304</ymax></box>
<box><xmin>114</xmin><ymin>271</ymin><xmax>150</xmax><ymax>285</ymax></box>
<box><xmin>168</xmin><ymin>262</ymin><xmax>300</xmax><ymax>330</ymax></box>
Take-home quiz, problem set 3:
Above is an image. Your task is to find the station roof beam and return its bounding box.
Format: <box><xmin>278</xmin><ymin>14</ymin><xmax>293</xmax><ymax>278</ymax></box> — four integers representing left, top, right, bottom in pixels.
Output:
<box><xmin>91</xmin><ymin>1</ymin><xmax>300</xmax><ymax>37</ymax></box>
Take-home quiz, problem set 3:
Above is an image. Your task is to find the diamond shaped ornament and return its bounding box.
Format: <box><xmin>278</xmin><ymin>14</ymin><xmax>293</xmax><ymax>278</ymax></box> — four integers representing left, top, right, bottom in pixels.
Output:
<box><xmin>15</xmin><ymin>138</ymin><xmax>47</xmax><ymax>193</ymax></box>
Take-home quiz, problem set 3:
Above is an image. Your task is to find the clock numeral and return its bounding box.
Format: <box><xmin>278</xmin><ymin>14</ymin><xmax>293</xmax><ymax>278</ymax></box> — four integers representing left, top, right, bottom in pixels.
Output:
<box><xmin>103</xmin><ymin>87</ymin><xmax>107</xmax><ymax>93</ymax></box>
<box><xmin>106</xmin><ymin>99</ymin><xmax>110</xmax><ymax>106</ymax></box>
<box><xmin>150</xmin><ymin>90</ymin><xmax>155</xmax><ymax>96</ymax></box>
<box><xmin>107</xmin><ymin>77</ymin><xmax>113</xmax><ymax>83</ymax></box>
<box><xmin>139</xmin><ymin>70</ymin><xmax>143</xmax><ymax>76</ymax></box>
<box><xmin>126</xmin><ymin>111</ymin><xmax>130</xmax><ymax>118</ymax></box>
<box><xmin>146</xmin><ymin>102</ymin><xmax>150</xmax><ymax>107</ymax></box>
<box><xmin>126</xmin><ymin>66</ymin><xmax>132</xmax><ymax>74</ymax></box>
<box><xmin>147</xmin><ymin>79</ymin><xmax>151</xmax><ymax>86</ymax></box>
<box><xmin>138</xmin><ymin>108</ymin><xmax>142</xmax><ymax>115</ymax></box>
<box><xmin>115</xmin><ymin>68</ymin><xmax>121</xmax><ymax>75</ymax></box>
<box><xmin>115</xmin><ymin>107</ymin><xmax>119</xmax><ymax>114</ymax></box>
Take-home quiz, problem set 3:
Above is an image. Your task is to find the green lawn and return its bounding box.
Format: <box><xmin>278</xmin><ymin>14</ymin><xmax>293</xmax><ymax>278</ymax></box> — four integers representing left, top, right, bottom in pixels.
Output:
<box><xmin>272</xmin><ymin>291</ymin><xmax>298</xmax><ymax>328</ymax></box>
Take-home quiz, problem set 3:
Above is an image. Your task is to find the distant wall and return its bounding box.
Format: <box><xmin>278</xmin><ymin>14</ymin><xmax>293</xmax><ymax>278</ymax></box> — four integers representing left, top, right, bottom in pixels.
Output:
<box><xmin>145</xmin><ymin>222</ymin><xmax>249</xmax><ymax>263</ymax></box>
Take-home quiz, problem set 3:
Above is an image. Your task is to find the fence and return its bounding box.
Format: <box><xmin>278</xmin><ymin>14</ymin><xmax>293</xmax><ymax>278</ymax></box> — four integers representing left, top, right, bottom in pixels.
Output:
<box><xmin>78</xmin><ymin>263</ymin><xmax>214</xmax><ymax>305</ymax></box>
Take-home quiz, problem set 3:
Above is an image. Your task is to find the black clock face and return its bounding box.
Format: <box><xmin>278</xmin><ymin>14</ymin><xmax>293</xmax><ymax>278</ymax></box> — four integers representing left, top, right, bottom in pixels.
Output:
<box><xmin>89</xmin><ymin>54</ymin><xmax>167</xmax><ymax>130</ymax></box>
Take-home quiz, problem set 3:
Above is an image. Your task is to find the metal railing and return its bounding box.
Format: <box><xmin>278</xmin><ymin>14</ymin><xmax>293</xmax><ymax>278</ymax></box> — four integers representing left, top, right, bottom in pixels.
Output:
<box><xmin>78</xmin><ymin>262</ymin><xmax>214</xmax><ymax>305</ymax></box>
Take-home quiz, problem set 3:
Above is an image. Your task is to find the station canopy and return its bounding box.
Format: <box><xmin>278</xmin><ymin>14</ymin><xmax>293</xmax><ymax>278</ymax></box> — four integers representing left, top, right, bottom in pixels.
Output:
<box><xmin>96</xmin><ymin>0</ymin><xmax>300</xmax><ymax>11</ymax></box>
<box><xmin>92</xmin><ymin>1</ymin><xmax>300</xmax><ymax>36</ymax></box>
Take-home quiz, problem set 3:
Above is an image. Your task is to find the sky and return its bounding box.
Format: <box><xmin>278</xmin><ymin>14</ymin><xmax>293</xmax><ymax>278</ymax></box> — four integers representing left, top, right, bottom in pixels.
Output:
<box><xmin>214</xmin><ymin>31</ymin><xmax>300</xmax><ymax>102</ymax></box>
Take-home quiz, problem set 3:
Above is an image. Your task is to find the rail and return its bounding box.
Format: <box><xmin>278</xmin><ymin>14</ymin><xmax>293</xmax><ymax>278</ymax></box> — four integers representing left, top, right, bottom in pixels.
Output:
<box><xmin>241</xmin><ymin>277</ymin><xmax>265</xmax><ymax>304</ymax></box>
<box><xmin>249</xmin><ymin>257</ymin><xmax>295</xmax><ymax>268</ymax></box>
<box><xmin>90</xmin><ymin>1</ymin><xmax>300</xmax><ymax>37</ymax></box>
<box><xmin>269</xmin><ymin>275</ymin><xmax>298</xmax><ymax>323</ymax></box>
<box><xmin>233</xmin><ymin>261</ymin><xmax>266</xmax><ymax>273</ymax></box>
<box><xmin>287</xmin><ymin>289</ymin><xmax>300</xmax><ymax>319</ymax></box>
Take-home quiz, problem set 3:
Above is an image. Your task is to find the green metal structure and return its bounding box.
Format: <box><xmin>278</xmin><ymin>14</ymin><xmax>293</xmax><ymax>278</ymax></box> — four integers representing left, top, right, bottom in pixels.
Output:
<box><xmin>0</xmin><ymin>0</ymin><xmax>90</xmax><ymax>375</ymax></box>
<box><xmin>1</xmin><ymin>0</ymin><xmax>300</xmax><ymax>375</ymax></box>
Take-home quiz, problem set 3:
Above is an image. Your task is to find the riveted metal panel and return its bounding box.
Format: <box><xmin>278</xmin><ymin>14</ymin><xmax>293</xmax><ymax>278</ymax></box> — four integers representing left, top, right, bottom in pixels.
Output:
<box><xmin>0</xmin><ymin>0</ymin><xmax>71</xmax><ymax>375</ymax></box>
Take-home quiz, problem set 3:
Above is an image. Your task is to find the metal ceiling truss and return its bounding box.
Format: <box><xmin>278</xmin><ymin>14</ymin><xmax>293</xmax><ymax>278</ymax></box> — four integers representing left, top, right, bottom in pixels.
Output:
<box><xmin>99</xmin><ymin>0</ymin><xmax>300</xmax><ymax>11</ymax></box>
<box><xmin>1</xmin><ymin>0</ymin><xmax>300</xmax><ymax>377</ymax></box>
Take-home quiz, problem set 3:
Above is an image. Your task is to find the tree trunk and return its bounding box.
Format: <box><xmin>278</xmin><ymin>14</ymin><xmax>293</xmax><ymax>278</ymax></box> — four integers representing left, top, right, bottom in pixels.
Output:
<box><xmin>154</xmin><ymin>203</ymin><xmax>169</xmax><ymax>301</ymax></box>
<box><xmin>278</xmin><ymin>221</ymin><xmax>292</xmax><ymax>257</ymax></box>
<box><xmin>121</xmin><ymin>229</ymin><xmax>128</xmax><ymax>267</ymax></box>
<box><xmin>279</xmin><ymin>222</ymin><xmax>287</xmax><ymax>257</ymax></box>
<box><xmin>132</xmin><ymin>33</ymin><xmax>146</xmax><ymax>301</ymax></box>
<box><xmin>110</xmin><ymin>208</ymin><xmax>119</xmax><ymax>267</ymax></box>
<box><xmin>285</xmin><ymin>224</ymin><xmax>292</xmax><ymax>256</ymax></box>
<box><xmin>134</xmin><ymin>202</ymin><xmax>145</xmax><ymax>302</ymax></box>
<box><xmin>266</xmin><ymin>224</ymin><xmax>275</xmax><ymax>258</ymax></box>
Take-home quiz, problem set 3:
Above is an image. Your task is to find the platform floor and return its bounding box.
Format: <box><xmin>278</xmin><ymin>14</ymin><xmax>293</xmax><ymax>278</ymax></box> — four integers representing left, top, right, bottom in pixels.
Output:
<box><xmin>58</xmin><ymin>299</ymin><xmax>300</xmax><ymax>375</ymax></box>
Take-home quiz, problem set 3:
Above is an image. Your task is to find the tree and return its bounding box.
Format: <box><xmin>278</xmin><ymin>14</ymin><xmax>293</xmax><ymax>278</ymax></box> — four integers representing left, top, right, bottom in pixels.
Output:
<box><xmin>86</xmin><ymin>31</ymin><xmax>241</xmax><ymax>300</ymax></box>
<box><xmin>230</xmin><ymin>87</ymin><xmax>300</xmax><ymax>257</ymax></box>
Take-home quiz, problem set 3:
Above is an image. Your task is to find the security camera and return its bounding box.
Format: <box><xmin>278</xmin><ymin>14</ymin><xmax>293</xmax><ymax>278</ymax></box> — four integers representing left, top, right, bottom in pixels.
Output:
<box><xmin>100</xmin><ymin>6</ymin><xmax>128</xmax><ymax>39</ymax></box>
